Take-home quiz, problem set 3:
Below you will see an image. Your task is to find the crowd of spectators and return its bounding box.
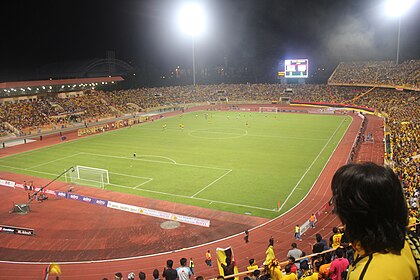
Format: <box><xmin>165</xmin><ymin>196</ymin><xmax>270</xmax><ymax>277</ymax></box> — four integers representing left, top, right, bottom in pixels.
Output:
<box><xmin>329</xmin><ymin>60</ymin><xmax>420</xmax><ymax>89</ymax></box>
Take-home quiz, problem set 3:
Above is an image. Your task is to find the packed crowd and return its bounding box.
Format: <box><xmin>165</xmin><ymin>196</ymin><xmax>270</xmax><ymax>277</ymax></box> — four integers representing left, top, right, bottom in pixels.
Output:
<box><xmin>329</xmin><ymin>60</ymin><xmax>420</xmax><ymax>89</ymax></box>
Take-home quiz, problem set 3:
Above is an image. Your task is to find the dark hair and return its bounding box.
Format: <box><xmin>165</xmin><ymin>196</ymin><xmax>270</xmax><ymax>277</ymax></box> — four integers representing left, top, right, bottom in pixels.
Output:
<box><xmin>335</xmin><ymin>248</ymin><xmax>345</xmax><ymax>258</ymax></box>
<box><xmin>331</xmin><ymin>162</ymin><xmax>408</xmax><ymax>253</ymax></box>
<box><xmin>139</xmin><ymin>272</ymin><xmax>146</xmax><ymax>280</ymax></box>
<box><xmin>333</xmin><ymin>227</ymin><xmax>338</xmax><ymax>234</ymax></box>
<box><xmin>291</xmin><ymin>242</ymin><xmax>297</xmax><ymax>248</ymax></box>
<box><xmin>316</xmin><ymin>234</ymin><xmax>322</xmax><ymax>242</ymax></box>
<box><xmin>115</xmin><ymin>272</ymin><xmax>123</xmax><ymax>279</ymax></box>
<box><xmin>153</xmin><ymin>269</ymin><xmax>159</xmax><ymax>279</ymax></box>
<box><xmin>167</xmin><ymin>259</ymin><xmax>173</xmax><ymax>268</ymax></box>
<box><xmin>253</xmin><ymin>270</ymin><xmax>260</xmax><ymax>277</ymax></box>
<box><xmin>284</xmin><ymin>264</ymin><xmax>292</xmax><ymax>273</ymax></box>
<box><xmin>249</xmin><ymin>258</ymin><xmax>255</xmax><ymax>265</ymax></box>
<box><xmin>300</xmin><ymin>260</ymin><xmax>309</xmax><ymax>271</ymax></box>
<box><xmin>196</xmin><ymin>276</ymin><xmax>204</xmax><ymax>280</ymax></box>
<box><xmin>180</xmin><ymin>258</ymin><xmax>187</xmax><ymax>266</ymax></box>
<box><xmin>217</xmin><ymin>276</ymin><xmax>225</xmax><ymax>280</ymax></box>
<box><xmin>269</xmin><ymin>237</ymin><xmax>274</xmax><ymax>246</ymax></box>
<box><xmin>288</xmin><ymin>256</ymin><xmax>295</xmax><ymax>263</ymax></box>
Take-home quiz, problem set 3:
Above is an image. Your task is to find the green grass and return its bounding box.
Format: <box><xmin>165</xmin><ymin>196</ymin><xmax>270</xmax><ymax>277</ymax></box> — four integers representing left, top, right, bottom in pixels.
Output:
<box><xmin>0</xmin><ymin>111</ymin><xmax>351</xmax><ymax>218</ymax></box>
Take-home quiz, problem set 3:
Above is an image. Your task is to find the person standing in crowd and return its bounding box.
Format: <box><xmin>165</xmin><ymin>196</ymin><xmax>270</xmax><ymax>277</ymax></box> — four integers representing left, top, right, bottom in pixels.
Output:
<box><xmin>219</xmin><ymin>257</ymin><xmax>235</xmax><ymax>280</ymax></box>
<box><xmin>268</xmin><ymin>259</ymin><xmax>283</xmax><ymax>280</ymax></box>
<box><xmin>329</xmin><ymin>248</ymin><xmax>349</xmax><ymax>280</ymax></box>
<box><xmin>163</xmin><ymin>260</ymin><xmax>177</xmax><ymax>280</ymax></box>
<box><xmin>176</xmin><ymin>258</ymin><xmax>192</xmax><ymax>280</ymax></box>
<box><xmin>329</xmin><ymin>227</ymin><xmax>343</xmax><ymax>249</ymax></box>
<box><xmin>286</xmin><ymin>243</ymin><xmax>302</xmax><ymax>269</ymax></box>
<box><xmin>247</xmin><ymin>259</ymin><xmax>258</xmax><ymax>276</ymax></box>
<box><xmin>282</xmin><ymin>264</ymin><xmax>297</xmax><ymax>280</ymax></box>
<box><xmin>331</xmin><ymin>162</ymin><xmax>419</xmax><ymax>279</ymax></box>
<box><xmin>205</xmin><ymin>250</ymin><xmax>212</xmax><ymax>267</ymax></box>
<box><xmin>263</xmin><ymin>237</ymin><xmax>275</xmax><ymax>265</ymax></box>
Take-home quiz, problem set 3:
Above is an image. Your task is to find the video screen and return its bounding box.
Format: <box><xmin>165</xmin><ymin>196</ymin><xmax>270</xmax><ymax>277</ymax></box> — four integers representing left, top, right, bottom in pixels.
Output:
<box><xmin>285</xmin><ymin>59</ymin><xmax>308</xmax><ymax>78</ymax></box>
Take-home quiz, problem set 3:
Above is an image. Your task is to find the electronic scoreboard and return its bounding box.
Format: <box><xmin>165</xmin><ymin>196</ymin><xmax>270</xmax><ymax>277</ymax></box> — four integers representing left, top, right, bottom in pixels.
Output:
<box><xmin>285</xmin><ymin>59</ymin><xmax>308</xmax><ymax>78</ymax></box>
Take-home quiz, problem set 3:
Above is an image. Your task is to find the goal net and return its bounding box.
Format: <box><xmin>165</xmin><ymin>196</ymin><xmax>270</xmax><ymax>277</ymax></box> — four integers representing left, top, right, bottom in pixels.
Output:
<box><xmin>66</xmin><ymin>165</ymin><xmax>109</xmax><ymax>189</ymax></box>
<box><xmin>259</xmin><ymin>107</ymin><xmax>278</xmax><ymax>113</ymax></box>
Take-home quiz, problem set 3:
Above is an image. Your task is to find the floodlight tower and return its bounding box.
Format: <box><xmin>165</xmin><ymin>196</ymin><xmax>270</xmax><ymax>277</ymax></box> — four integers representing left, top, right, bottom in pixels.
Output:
<box><xmin>178</xmin><ymin>2</ymin><xmax>205</xmax><ymax>87</ymax></box>
<box><xmin>385</xmin><ymin>0</ymin><xmax>415</xmax><ymax>64</ymax></box>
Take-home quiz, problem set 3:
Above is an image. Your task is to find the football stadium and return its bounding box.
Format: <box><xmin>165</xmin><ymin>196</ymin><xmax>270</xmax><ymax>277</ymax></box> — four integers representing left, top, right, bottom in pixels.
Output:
<box><xmin>1</xmin><ymin>1</ymin><xmax>419</xmax><ymax>279</ymax></box>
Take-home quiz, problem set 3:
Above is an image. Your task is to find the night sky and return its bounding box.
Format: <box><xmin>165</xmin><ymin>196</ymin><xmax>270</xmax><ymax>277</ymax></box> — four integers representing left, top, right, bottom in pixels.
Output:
<box><xmin>1</xmin><ymin>0</ymin><xmax>419</xmax><ymax>82</ymax></box>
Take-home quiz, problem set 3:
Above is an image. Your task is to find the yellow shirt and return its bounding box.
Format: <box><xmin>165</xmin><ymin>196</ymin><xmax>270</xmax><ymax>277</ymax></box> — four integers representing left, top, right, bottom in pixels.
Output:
<box><xmin>331</xmin><ymin>233</ymin><xmax>343</xmax><ymax>249</ymax></box>
<box><xmin>269</xmin><ymin>265</ymin><xmax>283</xmax><ymax>280</ymax></box>
<box><xmin>347</xmin><ymin>239</ymin><xmax>418</xmax><ymax>280</ymax></box>
<box><xmin>282</xmin><ymin>273</ymin><xmax>298</xmax><ymax>280</ymax></box>
<box><xmin>409</xmin><ymin>216</ymin><xmax>417</xmax><ymax>231</ymax></box>
<box><xmin>264</xmin><ymin>245</ymin><xmax>275</xmax><ymax>265</ymax></box>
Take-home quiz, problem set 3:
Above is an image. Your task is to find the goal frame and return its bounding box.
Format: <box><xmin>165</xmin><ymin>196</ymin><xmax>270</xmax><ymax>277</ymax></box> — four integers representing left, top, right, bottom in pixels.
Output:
<box><xmin>67</xmin><ymin>165</ymin><xmax>110</xmax><ymax>189</ymax></box>
<box><xmin>259</xmin><ymin>107</ymin><xmax>278</xmax><ymax>113</ymax></box>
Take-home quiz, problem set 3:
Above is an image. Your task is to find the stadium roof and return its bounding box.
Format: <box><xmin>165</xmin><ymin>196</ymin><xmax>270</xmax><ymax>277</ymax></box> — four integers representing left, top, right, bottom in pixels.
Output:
<box><xmin>0</xmin><ymin>76</ymin><xmax>124</xmax><ymax>98</ymax></box>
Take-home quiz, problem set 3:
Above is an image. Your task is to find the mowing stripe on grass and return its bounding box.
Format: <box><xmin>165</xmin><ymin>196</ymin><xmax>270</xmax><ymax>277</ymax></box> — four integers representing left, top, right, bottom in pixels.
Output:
<box><xmin>277</xmin><ymin>118</ymin><xmax>346</xmax><ymax>212</ymax></box>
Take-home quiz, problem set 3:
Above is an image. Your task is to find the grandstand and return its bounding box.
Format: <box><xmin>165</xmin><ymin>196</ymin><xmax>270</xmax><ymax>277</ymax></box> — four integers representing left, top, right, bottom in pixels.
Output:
<box><xmin>0</xmin><ymin>60</ymin><xmax>419</xmax><ymax>279</ymax></box>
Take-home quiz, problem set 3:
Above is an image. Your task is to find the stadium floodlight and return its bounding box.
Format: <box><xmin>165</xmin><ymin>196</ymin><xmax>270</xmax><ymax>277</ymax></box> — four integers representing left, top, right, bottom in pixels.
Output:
<box><xmin>385</xmin><ymin>0</ymin><xmax>415</xmax><ymax>17</ymax></box>
<box><xmin>385</xmin><ymin>0</ymin><xmax>415</xmax><ymax>64</ymax></box>
<box><xmin>178</xmin><ymin>2</ymin><xmax>206</xmax><ymax>87</ymax></box>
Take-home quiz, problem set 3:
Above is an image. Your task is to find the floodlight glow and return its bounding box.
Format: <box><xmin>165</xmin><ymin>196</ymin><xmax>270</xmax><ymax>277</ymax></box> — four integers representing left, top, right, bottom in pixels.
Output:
<box><xmin>385</xmin><ymin>0</ymin><xmax>415</xmax><ymax>17</ymax></box>
<box><xmin>178</xmin><ymin>3</ymin><xmax>205</xmax><ymax>36</ymax></box>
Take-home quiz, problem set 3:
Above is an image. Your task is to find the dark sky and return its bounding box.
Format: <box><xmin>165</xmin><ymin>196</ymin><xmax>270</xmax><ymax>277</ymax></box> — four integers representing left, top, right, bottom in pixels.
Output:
<box><xmin>1</xmin><ymin>0</ymin><xmax>419</xmax><ymax>81</ymax></box>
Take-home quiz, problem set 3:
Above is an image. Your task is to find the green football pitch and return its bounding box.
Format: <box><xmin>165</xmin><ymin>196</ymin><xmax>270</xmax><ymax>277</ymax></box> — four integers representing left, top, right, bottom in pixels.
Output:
<box><xmin>0</xmin><ymin>111</ymin><xmax>351</xmax><ymax>218</ymax></box>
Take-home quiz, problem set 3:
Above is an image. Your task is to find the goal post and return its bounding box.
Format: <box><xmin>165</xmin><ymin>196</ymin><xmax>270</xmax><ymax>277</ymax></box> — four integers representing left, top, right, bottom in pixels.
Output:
<box><xmin>259</xmin><ymin>107</ymin><xmax>278</xmax><ymax>113</ymax></box>
<box><xmin>66</xmin><ymin>165</ymin><xmax>110</xmax><ymax>189</ymax></box>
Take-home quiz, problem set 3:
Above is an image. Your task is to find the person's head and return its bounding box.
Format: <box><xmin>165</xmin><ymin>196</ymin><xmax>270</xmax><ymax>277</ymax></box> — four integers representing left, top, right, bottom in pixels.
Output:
<box><xmin>335</xmin><ymin>248</ymin><xmax>345</xmax><ymax>258</ymax></box>
<box><xmin>331</xmin><ymin>162</ymin><xmax>408</xmax><ymax>253</ymax></box>
<box><xmin>180</xmin><ymin>258</ymin><xmax>187</xmax><ymax>266</ymax></box>
<box><xmin>253</xmin><ymin>270</ymin><xmax>260</xmax><ymax>277</ymax></box>
<box><xmin>225</xmin><ymin>257</ymin><xmax>231</xmax><ymax>265</ymax></box>
<box><xmin>128</xmin><ymin>272</ymin><xmax>135</xmax><ymax>280</ymax></box>
<box><xmin>153</xmin><ymin>269</ymin><xmax>159</xmax><ymax>279</ymax></box>
<box><xmin>284</xmin><ymin>264</ymin><xmax>292</xmax><ymax>273</ymax></box>
<box><xmin>216</xmin><ymin>276</ymin><xmax>225</xmax><ymax>280</ymax></box>
<box><xmin>291</xmin><ymin>242</ymin><xmax>297</xmax><ymax>248</ymax></box>
<box><xmin>249</xmin><ymin>258</ymin><xmax>255</xmax><ymax>265</ymax></box>
<box><xmin>288</xmin><ymin>256</ymin><xmax>295</xmax><ymax>263</ymax></box>
<box><xmin>300</xmin><ymin>260</ymin><xmax>309</xmax><ymax>271</ymax></box>
<box><xmin>316</xmin><ymin>233</ymin><xmax>322</xmax><ymax>242</ymax></box>
<box><xmin>139</xmin><ymin>272</ymin><xmax>146</xmax><ymax>280</ymax></box>
<box><xmin>166</xmin><ymin>259</ymin><xmax>173</xmax><ymax>268</ymax></box>
<box><xmin>114</xmin><ymin>272</ymin><xmax>123</xmax><ymax>280</ymax></box>
<box><xmin>196</xmin><ymin>276</ymin><xmax>204</xmax><ymax>280</ymax></box>
<box><xmin>269</xmin><ymin>237</ymin><xmax>274</xmax><ymax>246</ymax></box>
<box><xmin>332</xmin><ymin>227</ymin><xmax>338</xmax><ymax>234</ymax></box>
